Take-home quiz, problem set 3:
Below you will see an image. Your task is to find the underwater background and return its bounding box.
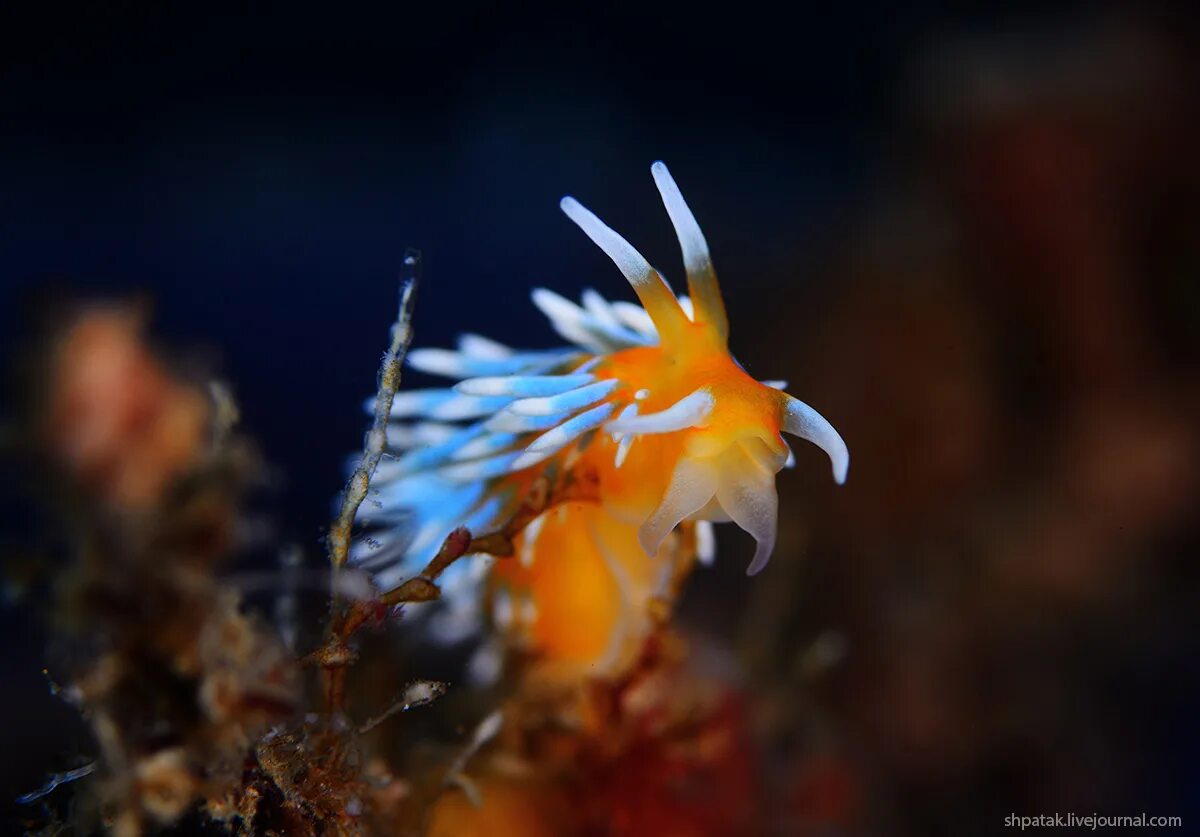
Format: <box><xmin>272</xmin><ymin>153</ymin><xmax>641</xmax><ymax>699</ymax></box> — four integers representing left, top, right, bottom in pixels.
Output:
<box><xmin>3</xmin><ymin>3</ymin><xmax>1199</xmax><ymax>834</ymax></box>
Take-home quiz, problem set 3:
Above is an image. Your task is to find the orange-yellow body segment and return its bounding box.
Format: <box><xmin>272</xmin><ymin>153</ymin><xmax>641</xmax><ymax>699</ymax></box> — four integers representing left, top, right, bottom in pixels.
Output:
<box><xmin>493</xmin><ymin>502</ymin><xmax>664</xmax><ymax>678</ymax></box>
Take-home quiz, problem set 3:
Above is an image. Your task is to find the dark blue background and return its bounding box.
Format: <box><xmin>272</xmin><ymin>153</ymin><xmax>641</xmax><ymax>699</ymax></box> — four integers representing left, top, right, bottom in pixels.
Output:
<box><xmin>1</xmin><ymin>3</ymin><xmax>900</xmax><ymax>536</ymax></box>
<box><xmin>4</xmin><ymin>4</ymin><xmax>1198</xmax><ymax>834</ymax></box>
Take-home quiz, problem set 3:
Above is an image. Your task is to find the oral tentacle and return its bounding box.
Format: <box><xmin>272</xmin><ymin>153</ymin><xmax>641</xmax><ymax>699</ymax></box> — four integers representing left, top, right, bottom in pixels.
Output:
<box><xmin>638</xmin><ymin>455</ymin><xmax>719</xmax><ymax>557</ymax></box>
<box><xmin>715</xmin><ymin>441</ymin><xmax>780</xmax><ymax>576</ymax></box>
<box><xmin>781</xmin><ymin>393</ymin><xmax>849</xmax><ymax>484</ymax></box>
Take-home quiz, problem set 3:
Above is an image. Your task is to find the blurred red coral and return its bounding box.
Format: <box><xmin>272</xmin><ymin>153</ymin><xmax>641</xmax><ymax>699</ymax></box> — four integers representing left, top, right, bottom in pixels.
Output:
<box><xmin>43</xmin><ymin>307</ymin><xmax>209</xmax><ymax>510</ymax></box>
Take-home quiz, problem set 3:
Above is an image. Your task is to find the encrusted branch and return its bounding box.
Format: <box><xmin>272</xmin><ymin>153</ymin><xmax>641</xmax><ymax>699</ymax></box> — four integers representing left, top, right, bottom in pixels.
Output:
<box><xmin>315</xmin><ymin>249</ymin><xmax>604</xmax><ymax>712</ymax></box>
<box><xmin>317</xmin><ymin>466</ymin><xmax>600</xmax><ymax>713</ymax></box>
<box><xmin>328</xmin><ymin>249</ymin><xmax>420</xmax><ymax>569</ymax></box>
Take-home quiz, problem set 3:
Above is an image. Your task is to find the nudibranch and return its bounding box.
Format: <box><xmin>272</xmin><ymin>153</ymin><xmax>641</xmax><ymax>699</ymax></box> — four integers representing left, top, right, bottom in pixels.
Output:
<box><xmin>355</xmin><ymin>162</ymin><xmax>847</xmax><ymax>675</ymax></box>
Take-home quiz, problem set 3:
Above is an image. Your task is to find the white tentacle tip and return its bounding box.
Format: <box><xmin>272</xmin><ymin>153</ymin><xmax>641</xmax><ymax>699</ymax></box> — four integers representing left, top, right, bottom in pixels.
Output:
<box><xmin>559</xmin><ymin>197</ymin><xmax>596</xmax><ymax>234</ymax></box>
<box><xmin>695</xmin><ymin>520</ymin><xmax>716</xmax><ymax>565</ymax></box>
<box><xmin>832</xmin><ymin>450</ymin><xmax>850</xmax><ymax>485</ymax></box>
<box><xmin>781</xmin><ymin>395</ymin><xmax>850</xmax><ymax>486</ymax></box>
<box><xmin>613</xmin><ymin>435</ymin><xmax>633</xmax><ymax>468</ymax></box>
<box><xmin>824</xmin><ymin>435</ymin><xmax>850</xmax><ymax>485</ymax></box>
<box><xmin>745</xmin><ymin>542</ymin><xmax>773</xmax><ymax>576</ymax></box>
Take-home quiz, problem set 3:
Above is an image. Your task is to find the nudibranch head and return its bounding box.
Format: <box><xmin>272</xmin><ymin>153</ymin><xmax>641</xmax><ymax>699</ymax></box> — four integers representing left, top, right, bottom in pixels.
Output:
<box><xmin>355</xmin><ymin>162</ymin><xmax>848</xmax><ymax>636</ymax></box>
<box><xmin>551</xmin><ymin>162</ymin><xmax>849</xmax><ymax>574</ymax></box>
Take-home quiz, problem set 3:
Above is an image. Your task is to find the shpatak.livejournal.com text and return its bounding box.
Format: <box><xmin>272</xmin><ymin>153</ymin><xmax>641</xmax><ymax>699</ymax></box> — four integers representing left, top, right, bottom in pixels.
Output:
<box><xmin>1005</xmin><ymin>813</ymin><xmax>1181</xmax><ymax>830</ymax></box>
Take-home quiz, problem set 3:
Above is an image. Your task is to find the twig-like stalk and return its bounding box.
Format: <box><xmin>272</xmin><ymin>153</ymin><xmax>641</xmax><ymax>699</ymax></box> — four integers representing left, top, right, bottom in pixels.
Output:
<box><xmin>317</xmin><ymin>466</ymin><xmax>601</xmax><ymax>713</ymax></box>
<box><xmin>315</xmin><ymin>258</ymin><xmax>602</xmax><ymax>713</ymax></box>
<box><xmin>328</xmin><ymin>250</ymin><xmax>421</xmax><ymax>569</ymax></box>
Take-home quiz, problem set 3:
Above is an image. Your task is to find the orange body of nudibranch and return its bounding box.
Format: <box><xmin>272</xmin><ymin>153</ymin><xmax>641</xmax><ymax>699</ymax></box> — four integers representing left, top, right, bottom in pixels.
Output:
<box><xmin>355</xmin><ymin>163</ymin><xmax>848</xmax><ymax>680</ymax></box>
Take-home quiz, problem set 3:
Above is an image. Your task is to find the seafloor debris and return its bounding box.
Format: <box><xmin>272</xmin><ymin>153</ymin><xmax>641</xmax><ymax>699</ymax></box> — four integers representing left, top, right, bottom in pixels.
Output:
<box><xmin>18</xmin><ymin>305</ymin><xmax>300</xmax><ymax>835</ymax></box>
<box><xmin>424</xmin><ymin>633</ymin><xmax>760</xmax><ymax>836</ymax></box>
